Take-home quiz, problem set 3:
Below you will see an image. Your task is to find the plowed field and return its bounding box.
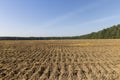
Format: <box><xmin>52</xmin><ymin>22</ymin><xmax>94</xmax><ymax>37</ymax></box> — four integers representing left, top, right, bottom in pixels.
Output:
<box><xmin>0</xmin><ymin>40</ymin><xmax>120</xmax><ymax>80</ymax></box>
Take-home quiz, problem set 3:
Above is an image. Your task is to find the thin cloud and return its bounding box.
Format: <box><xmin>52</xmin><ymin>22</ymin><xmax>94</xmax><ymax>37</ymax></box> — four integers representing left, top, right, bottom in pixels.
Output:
<box><xmin>41</xmin><ymin>1</ymin><xmax>105</xmax><ymax>28</ymax></box>
<box><xmin>79</xmin><ymin>15</ymin><xmax>120</xmax><ymax>26</ymax></box>
<box><xmin>59</xmin><ymin>15</ymin><xmax>120</xmax><ymax>31</ymax></box>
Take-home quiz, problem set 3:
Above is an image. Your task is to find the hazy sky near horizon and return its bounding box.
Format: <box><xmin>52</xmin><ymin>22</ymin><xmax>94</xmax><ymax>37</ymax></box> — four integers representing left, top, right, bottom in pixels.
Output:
<box><xmin>0</xmin><ymin>0</ymin><xmax>120</xmax><ymax>37</ymax></box>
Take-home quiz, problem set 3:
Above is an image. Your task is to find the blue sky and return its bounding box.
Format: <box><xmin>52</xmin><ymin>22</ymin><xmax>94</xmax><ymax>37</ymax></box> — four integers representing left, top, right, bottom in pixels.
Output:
<box><xmin>0</xmin><ymin>0</ymin><xmax>120</xmax><ymax>37</ymax></box>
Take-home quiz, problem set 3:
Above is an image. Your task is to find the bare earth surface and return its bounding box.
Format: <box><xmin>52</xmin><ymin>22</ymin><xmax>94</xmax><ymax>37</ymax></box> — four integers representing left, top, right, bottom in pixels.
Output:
<box><xmin>0</xmin><ymin>39</ymin><xmax>120</xmax><ymax>80</ymax></box>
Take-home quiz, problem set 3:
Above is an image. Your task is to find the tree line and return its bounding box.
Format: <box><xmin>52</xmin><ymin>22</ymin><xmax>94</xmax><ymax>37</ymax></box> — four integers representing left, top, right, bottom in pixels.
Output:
<box><xmin>0</xmin><ymin>24</ymin><xmax>120</xmax><ymax>40</ymax></box>
<box><xmin>79</xmin><ymin>24</ymin><xmax>120</xmax><ymax>39</ymax></box>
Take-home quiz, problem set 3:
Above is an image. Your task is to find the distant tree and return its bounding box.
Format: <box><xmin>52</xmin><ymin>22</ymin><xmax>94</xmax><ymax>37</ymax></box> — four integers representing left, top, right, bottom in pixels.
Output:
<box><xmin>78</xmin><ymin>24</ymin><xmax>120</xmax><ymax>39</ymax></box>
